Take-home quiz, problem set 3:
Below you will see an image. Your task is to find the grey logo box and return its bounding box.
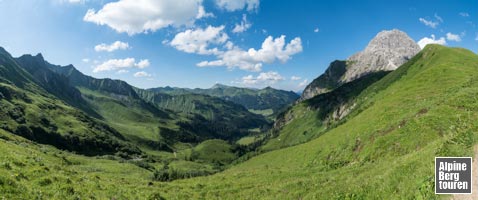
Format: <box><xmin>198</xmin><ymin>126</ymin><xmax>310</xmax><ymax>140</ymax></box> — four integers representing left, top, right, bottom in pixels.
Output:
<box><xmin>435</xmin><ymin>157</ymin><xmax>472</xmax><ymax>194</ymax></box>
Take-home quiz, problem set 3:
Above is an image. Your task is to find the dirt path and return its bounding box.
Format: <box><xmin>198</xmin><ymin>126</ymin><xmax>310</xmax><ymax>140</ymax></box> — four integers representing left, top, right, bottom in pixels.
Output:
<box><xmin>450</xmin><ymin>145</ymin><xmax>478</xmax><ymax>200</ymax></box>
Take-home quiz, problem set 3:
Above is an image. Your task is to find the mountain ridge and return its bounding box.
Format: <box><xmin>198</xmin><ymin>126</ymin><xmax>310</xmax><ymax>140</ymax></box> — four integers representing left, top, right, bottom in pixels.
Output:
<box><xmin>148</xmin><ymin>84</ymin><xmax>299</xmax><ymax>117</ymax></box>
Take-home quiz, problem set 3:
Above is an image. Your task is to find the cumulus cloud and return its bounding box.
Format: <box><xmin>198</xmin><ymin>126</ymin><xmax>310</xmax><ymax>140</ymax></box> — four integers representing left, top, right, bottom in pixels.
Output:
<box><xmin>134</xmin><ymin>71</ymin><xmax>152</xmax><ymax>77</ymax></box>
<box><xmin>240</xmin><ymin>71</ymin><xmax>284</xmax><ymax>85</ymax></box>
<box><xmin>291</xmin><ymin>76</ymin><xmax>301</xmax><ymax>81</ymax></box>
<box><xmin>196</xmin><ymin>5</ymin><xmax>214</xmax><ymax>19</ymax></box>
<box><xmin>136</xmin><ymin>59</ymin><xmax>151</xmax><ymax>68</ymax></box>
<box><xmin>215</xmin><ymin>0</ymin><xmax>259</xmax><ymax>12</ymax></box>
<box><xmin>232</xmin><ymin>14</ymin><xmax>251</xmax><ymax>33</ymax></box>
<box><xmin>94</xmin><ymin>41</ymin><xmax>130</xmax><ymax>52</ymax></box>
<box><xmin>82</xmin><ymin>58</ymin><xmax>90</xmax><ymax>63</ymax></box>
<box><xmin>417</xmin><ymin>34</ymin><xmax>446</xmax><ymax>49</ymax></box>
<box><xmin>170</xmin><ymin>25</ymin><xmax>228</xmax><ymax>55</ymax></box>
<box><xmin>314</xmin><ymin>28</ymin><xmax>319</xmax><ymax>33</ymax></box>
<box><xmin>197</xmin><ymin>35</ymin><xmax>302</xmax><ymax>71</ymax></box>
<box><xmin>93</xmin><ymin>58</ymin><xmax>150</xmax><ymax>73</ymax></box>
<box><xmin>83</xmin><ymin>0</ymin><xmax>203</xmax><ymax>35</ymax></box>
<box><xmin>446</xmin><ymin>32</ymin><xmax>462</xmax><ymax>42</ymax></box>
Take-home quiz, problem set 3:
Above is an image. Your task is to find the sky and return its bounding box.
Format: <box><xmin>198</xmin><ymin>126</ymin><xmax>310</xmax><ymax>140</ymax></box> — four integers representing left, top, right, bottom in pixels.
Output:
<box><xmin>0</xmin><ymin>0</ymin><xmax>476</xmax><ymax>91</ymax></box>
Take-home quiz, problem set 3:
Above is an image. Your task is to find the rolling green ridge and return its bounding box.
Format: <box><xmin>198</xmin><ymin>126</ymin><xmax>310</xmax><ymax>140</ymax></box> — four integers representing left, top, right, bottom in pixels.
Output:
<box><xmin>0</xmin><ymin>44</ymin><xmax>477</xmax><ymax>199</ymax></box>
<box><xmin>148</xmin><ymin>84</ymin><xmax>299</xmax><ymax>118</ymax></box>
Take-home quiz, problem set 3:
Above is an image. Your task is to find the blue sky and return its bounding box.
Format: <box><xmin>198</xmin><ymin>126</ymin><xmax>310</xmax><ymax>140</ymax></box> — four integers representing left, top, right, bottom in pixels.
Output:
<box><xmin>0</xmin><ymin>0</ymin><xmax>476</xmax><ymax>91</ymax></box>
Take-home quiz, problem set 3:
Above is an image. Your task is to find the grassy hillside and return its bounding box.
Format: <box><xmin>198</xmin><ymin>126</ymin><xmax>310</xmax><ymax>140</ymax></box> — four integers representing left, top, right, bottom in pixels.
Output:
<box><xmin>263</xmin><ymin>71</ymin><xmax>389</xmax><ymax>151</ymax></box>
<box><xmin>1</xmin><ymin>45</ymin><xmax>477</xmax><ymax>199</ymax></box>
<box><xmin>156</xmin><ymin>44</ymin><xmax>476</xmax><ymax>199</ymax></box>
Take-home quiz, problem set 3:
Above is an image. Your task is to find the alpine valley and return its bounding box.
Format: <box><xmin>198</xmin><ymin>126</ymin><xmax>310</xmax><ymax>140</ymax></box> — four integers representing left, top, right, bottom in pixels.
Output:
<box><xmin>1</xmin><ymin>28</ymin><xmax>478</xmax><ymax>200</ymax></box>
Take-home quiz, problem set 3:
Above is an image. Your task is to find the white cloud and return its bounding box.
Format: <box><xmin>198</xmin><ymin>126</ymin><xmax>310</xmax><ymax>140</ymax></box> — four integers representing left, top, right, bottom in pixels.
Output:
<box><xmin>170</xmin><ymin>25</ymin><xmax>228</xmax><ymax>55</ymax></box>
<box><xmin>417</xmin><ymin>34</ymin><xmax>446</xmax><ymax>49</ymax></box>
<box><xmin>134</xmin><ymin>71</ymin><xmax>152</xmax><ymax>77</ymax></box>
<box><xmin>215</xmin><ymin>0</ymin><xmax>259</xmax><ymax>12</ymax></box>
<box><xmin>93</xmin><ymin>58</ymin><xmax>150</xmax><ymax>73</ymax></box>
<box><xmin>446</xmin><ymin>32</ymin><xmax>461</xmax><ymax>42</ymax></box>
<box><xmin>459</xmin><ymin>12</ymin><xmax>470</xmax><ymax>17</ymax></box>
<box><xmin>232</xmin><ymin>14</ymin><xmax>252</xmax><ymax>33</ymax></box>
<box><xmin>82</xmin><ymin>58</ymin><xmax>90</xmax><ymax>63</ymax></box>
<box><xmin>314</xmin><ymin>28</ymin><xmax>319</xmax><ymax>33</ymax></box>
<box><xmin>240</xmin><ymin>71</ymin><xmax>284</xmax><ymax>85</ymax></box>
<box><xmin>419</xmin><ymin>18</ymin><xmax>439</xmax><ymax>28</ymax></box>
<box><xmin>291</xmin><ymin>76</ymin><xmax>301</xmax><ymax>81</ymax></box>
<box><xmin>83</xmin><ymin>0</ymin><xmax>202</xmax><ymax>35</ymax></box>
<box><xmin>196</xmin><ymin>5</ymin><xmax>214</xmax><ymax>19</ymax></box>
<box><xmin>136</xmin><ymin>59</ymin><xmax>150</xmax><ymax>68</ymax></box>
<box><xmin>298</xmin><ymin>79</ymin><xmax>308</xmax><ymax>87</ymax></box>
<box><xmin>475</xmin><ymin>33</ymin><xmax>478</xmax><ymax>41</ymax></box>
<box><xmin>94</xmin><ymin>41</ymin><xmax>130</xmax><ymax>52</ymax></box>
<box><xmin>197</xmin><ymin>35</ymin><xmax>302</xmax><ymax>71</ymax></box>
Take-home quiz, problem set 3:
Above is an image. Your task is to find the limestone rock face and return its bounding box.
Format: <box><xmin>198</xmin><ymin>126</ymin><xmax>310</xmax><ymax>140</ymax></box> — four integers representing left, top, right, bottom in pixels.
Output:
<box><xmin>300</xmin><ymin>29</ymin><xmax>420</xmax><ymax>101</ymax></box>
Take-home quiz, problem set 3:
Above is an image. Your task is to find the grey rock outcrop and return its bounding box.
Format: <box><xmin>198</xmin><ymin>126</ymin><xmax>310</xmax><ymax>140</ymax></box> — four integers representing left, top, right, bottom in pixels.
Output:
<box><xmin>300</xmin><ymin>29</ymin><xmax>420</xmax><ymax>101</ymax></box>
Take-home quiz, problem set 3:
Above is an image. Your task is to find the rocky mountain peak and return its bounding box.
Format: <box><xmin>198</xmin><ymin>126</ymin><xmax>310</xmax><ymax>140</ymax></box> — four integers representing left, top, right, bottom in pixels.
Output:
<box><xmin>342</xmin><ymin>29</ymin><xmax>420</xmax><ymax>82</ymax></box>
<box><xmin>300</xmin><ymin>29</ymin><xmax>420</xmax><ymax>101</ymax></box>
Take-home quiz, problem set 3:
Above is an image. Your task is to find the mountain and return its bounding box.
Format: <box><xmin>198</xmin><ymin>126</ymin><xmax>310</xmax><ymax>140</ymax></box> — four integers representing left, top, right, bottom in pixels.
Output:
<box><xmin>135</xmin><ymin>89</ymin><xmax>270</xmax><ymax>140</ymax></box>
<box><xmin>2</xmin><ymin>44</ymin><xmax>476</xmax><ymax>199</ymax></box>
<box><xmin>0</xmin><ymin>47</ymin><xmax>141</xmax><ymax>157</ymax></box>
<box><xmin>300</xmin><ymin>29</ymin><xmax>421</xmax><ymax>101</ymax></box>
<box><xmin>148</xmin><ymin>84</ymin><xmax>299</xmax><ymax>117</ymax></box>
<box><xmin>0</xmin><ymin>46</ymin><xmax>279</xmax><ymax>193</ymax></box>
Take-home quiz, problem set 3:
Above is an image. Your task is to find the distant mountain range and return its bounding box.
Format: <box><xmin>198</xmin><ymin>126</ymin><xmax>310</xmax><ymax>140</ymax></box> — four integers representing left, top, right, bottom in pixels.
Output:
<box><xmin>147</xmin><ymin>83</ymin><xmax>299</xmax><ymax>118</ymax></box>
<box><xmin>0</xmin><ymin>47</ymin><xmax>293</xmax><ymax>157</ymax></box>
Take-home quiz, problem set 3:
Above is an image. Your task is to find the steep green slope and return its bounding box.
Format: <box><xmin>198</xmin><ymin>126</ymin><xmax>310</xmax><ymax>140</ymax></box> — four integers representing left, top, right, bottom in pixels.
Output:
<box><xmin>13</xmin><ymin>53</ymin><xmax>179</xmax><ymax>153</ymax></box>
<box><xmin>263</xmin><ymin>71</ymin><xmax>390</xmax><ymax>151</ymax></box>
<box><xmin>148</xmin><ymin>84</ymin><xmax>299</xmax><ymax>117</ymax></box>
